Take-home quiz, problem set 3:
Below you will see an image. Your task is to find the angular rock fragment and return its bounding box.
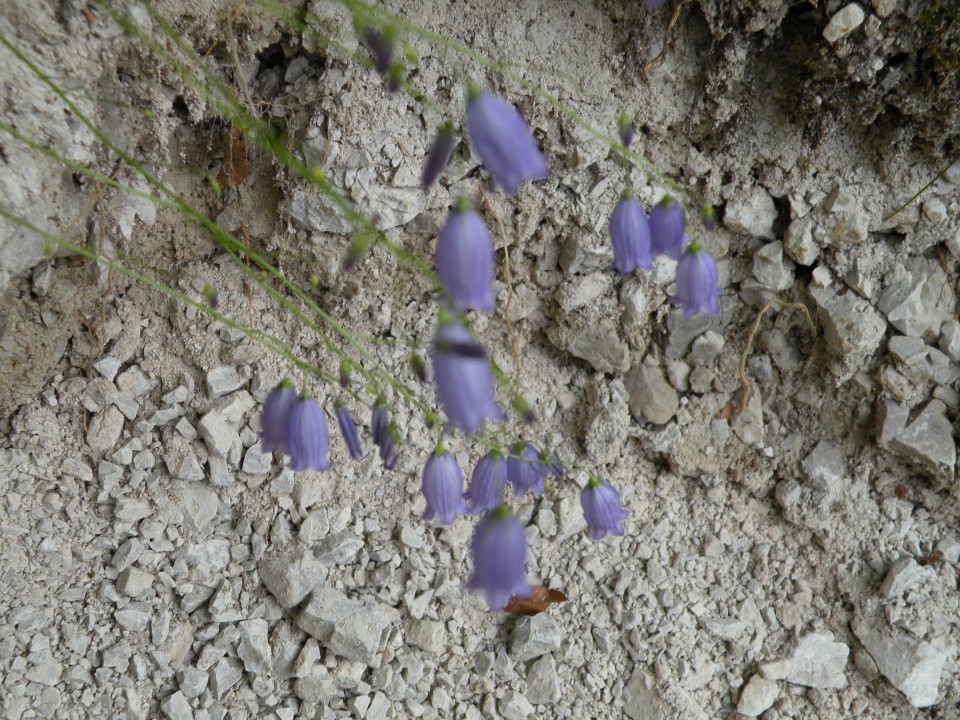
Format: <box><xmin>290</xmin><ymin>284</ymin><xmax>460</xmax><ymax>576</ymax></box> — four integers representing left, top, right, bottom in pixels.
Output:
<box><xmin>737</xmin><ymin>674</ymin><xmax>778</xmax><ymax>717</ymax></box>
<box><xmin>510</xmin><ymin>614</ymin><xmax>562</xmax><ymax>661</ymax></box>
<box><xmin>785</xmin><ymin>631</ymin><xmax>848</xmax><ymax>689</ymax></box>
<box><xmin>853</xmin><ymin>617</ymin><xmax>954</xmax><ymax>707</ymax></box>
<box><xmin>297</xmin><ymin>587</ymin><xmax>399</xmax><ymax>667</ymax></box>
<box><xmin>624</xmin><ymin>363</ymin><xmax>678</xmax><ymax>425</ymax></box>
<box><xmin>877</xmin><ymin>258</ymin><xmax>955</xmax><ymax>339</ymax></box>
<box><xmin>878</xmin><ymin>399</ymin><xmax>956</xmax><ymax>486</ymax></box>
<box><xmin>879</xmin><ymin>558</ymin><xmax>936</xmax><ymax>600</ymax></box>
<box><xmin>809</xmin><ymin>282</ymin><xmax>886</xmax><ymax>382</ymax></box>
<box><xmin>258</xmin><ymin>544</ymin><xmax>328</xmax><ymax>608</ymax></box>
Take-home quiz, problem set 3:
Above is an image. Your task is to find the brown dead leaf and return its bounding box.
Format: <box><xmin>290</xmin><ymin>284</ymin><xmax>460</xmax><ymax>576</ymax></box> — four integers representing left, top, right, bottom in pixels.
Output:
<box><xmin>217</xmin><ymin>127</ymin><xmax>252</xmax><ymax>189</ymax></box>
<box><xmin>717</xmin><ymin>401</ymin><xmax>735</xmax><ymax>420</ymax></box>
<box><xmin>505</xmin><ymin>585</ymin><xmax>568</xmax><ymax>615</ymax></box>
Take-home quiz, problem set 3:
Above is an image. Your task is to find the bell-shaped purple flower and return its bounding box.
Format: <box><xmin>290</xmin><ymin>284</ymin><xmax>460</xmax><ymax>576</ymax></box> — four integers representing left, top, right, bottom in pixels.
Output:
<box><xmin>371</xmin><ymin>397</ymin><xmax>389</xmax><ymax>447</ymax></box>
<box><xmin>335</xmin><ymin>404</ymin><xmax>363</xmax><ymax>460</ymax></box>
<box><xmin>539</xmin><ymin>449</ymin><xmax>565</xmax><ymax>478</ymax></box>
<box><xmin>650</xmin><ymin>198</ymin><xmax>685</xmax><ymax>260</ymax></box>
<box><xmin>507</xmin><ymin>442</ymin><xmax>547</xmax><ymax>496</ymax></box>
<box><xmin>422</xmin><ymin>122</ymin><xmax>456</xmax><ymax>190</ymax></box>
<box><xmin>609</xmin><ymin>196</ymin><xmax>653</xmax><ymax>273</ymax></box>
<box><xmin>466</xmin><ymin>505</ymin><xmax>531</xmax><ymax>609</ymax></box>
<box><xmin>431</xmin><ymin>318</ymin><xmax>504</xmax><ymax>435</ymax></box>
<box><xmin>580</xmin><ymin>476</ymin><xmax>628</xmax><ymax>540</ymax></box>
<box><xmin>362</xmin><ymin>25</ymin><xmax>394</xmax><ymax>76</ymax></box>
<box><xmin>260</xmin><ymin>380</ymin><xmax>296</xmax><ymax>455</ymax></box>
<box><xmin>379</xmin><ymin>422</ymin><xmax>401</xmax><ymax>470</ymax></box>
<box><xmin>421</xmin><ymin>446</ymin><xmax>469</xmax><ymax>525</ymax></box>
<box><xmin>466</xmin><ymin>91</ymin><xmax>549</xmax><ymax>196</ymax></box>
<box><xmin>618</xmin><ymin>114</ymin><xmax>634</xmax><ymax>148</ymax></box>
<box><xmin>674</xmin><ymin>242</ymin><xmax>720</xmax><ymax>318</ymax></box>
<box><xmin>436</xmin><ymin>204</ymin><xmax>496</xmax><ymax>313</ymax></box>
<box><xmin>465</xmin><ymin>450</ymin><xmax>508</xmax><ymax>514</ymax></box>
<box><xmin>286</xmin><ymin>393</ymin><xmax>331</xmax><ymax>472</ymax></box>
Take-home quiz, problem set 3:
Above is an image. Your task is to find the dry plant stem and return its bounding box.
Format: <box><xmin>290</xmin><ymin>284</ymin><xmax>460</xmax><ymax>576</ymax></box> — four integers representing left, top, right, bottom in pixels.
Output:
<box><xmin>483</xmin><ymin>198</ymin><xmax>522</xmax><ymax>390</ymax></box>
<box><xmin>738</xmin><ymin>297</ymin><xmax>817</xmax><ymax>414</ymax></box>
<box><xmin>641</xmin><ymin>1</ymin><xmax>684</xmax><ymax>78</ymax></box>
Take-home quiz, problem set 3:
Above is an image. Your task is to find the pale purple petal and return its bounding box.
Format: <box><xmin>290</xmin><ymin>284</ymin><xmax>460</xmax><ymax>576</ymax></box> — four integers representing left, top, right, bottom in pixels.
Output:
<box><xmin>466</xmin><ymin>92</ymin><xmax>548</xmax><ymax>196</ymax></box>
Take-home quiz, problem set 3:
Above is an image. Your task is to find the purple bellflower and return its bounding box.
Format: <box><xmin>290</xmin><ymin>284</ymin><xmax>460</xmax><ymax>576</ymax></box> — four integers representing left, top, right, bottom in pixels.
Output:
<box><xmin>539</xmin><ymin>448</ymin><xmax>565</xmax><ymax>478</ymax></box>
<box><xmin>465</xmin><ymin>450</ymin><xmax>508</xmax><ymax>514</ymax></box>
<box><xmin>422</xmin><ymin>122</ymin><xmax>456</xmax><ymax>189</ymax></box>
<box><xmin>618</xmin><ymin>114</ymin><xmax>634</xmax><ymax>148</ymax></box>
<box><xmin>507</xmin><ymin>442</ymin><xmax>547</xmax><ymax>496</ymax></box>
<box><xmin>650</xmin><ymin>198</ymin><xmax>685</xmax><ymax>260</ymax></box>
<box><xmin>379</xmin><ymin>423</ymin><xmax>401</xmax><ymax>470</ymax></box>
<box><xmin>674</xmin><ymin>241</ymin><xmax>720</xmax><ymax>317</ymax></box>
<box><xmin>647</xmin><ymin>0</ymin><xmax>668</xmax><ymax>10</ymax></box>
<box><xmin>260</xmin><ymin>380</ymin><xmax>296</xmax><ymax>455</ymax></box>
<box><xmin>436</xmin><ymin>202</ymin><xmax>496</xmax><ymax>313</ymax></box>
<box><xmin>421</xmin><ymin>445</ymin><xmax>469</xmax><ymax>525</ymax></box>
<box><xmin>466</xmin><ymin>91</ymin><xmax>549</xmax><ymax>196</ymax></box>
<box><xmin>466</xmin><ymin>505</ymin><xmax>531</xmax><ymax>610</ymax></box>
<box><xmin>580</xmin><ymin>476</ymin><xmax>628</xmax><ymax>540</ymax></box>
<box><xmin>431</xmin><ymin>317</ymin><xmax>504</xmax><ymax>435</ymax></box>
<box><xmin>362</xmin><ymin>25</ymin><xmax>394</xmax><ymax>76</ymax></box>
<box><xmin>286</xmin><ymin>393</ymin><xmax>331</xmax><ymax>472</ymax></box>
<box><xmin>335</xmin><ymin>404</ymin><xmax>363</xmax><ymax>460</ymax></box>
<box><xmin>609</xmin><ymin>195</ymin><xmax>653</xmax><ymax>273</ymax></box>
<box><xmin>371</xmin><ymin>397</ymin><xmax>389</xmax><ymax>447</ymax></box>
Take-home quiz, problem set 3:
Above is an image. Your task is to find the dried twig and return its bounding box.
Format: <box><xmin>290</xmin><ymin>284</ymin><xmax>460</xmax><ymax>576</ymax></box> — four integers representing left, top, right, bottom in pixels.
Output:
<box><xmin>738</xmin><ymin>297</ymin><xmax>817</xmax><ymax>414</ymax></box>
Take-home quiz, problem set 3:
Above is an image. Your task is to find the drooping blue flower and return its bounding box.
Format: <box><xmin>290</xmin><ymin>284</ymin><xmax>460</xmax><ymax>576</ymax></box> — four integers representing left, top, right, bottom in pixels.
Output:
<box><xmin>436</xmin><ymin>203</ymin><xmax>496</xmax><ymax>313</ymax></box>
<box><xmin>507</xmin><ymin>442</ymin><xmax>547</xmax><ymax>496</ymax></box>
<box><xmin>674</xmin><ymin>241</ymin><xmax>720</xmax><ymax>318</ymax></box>
<box><xmin>700</xmin><ymin>204</ymin><xmax>718</xmax><ymax>232</ymax></box>
<box><xmin>650</xmin><ymin>198</ymin><xmax>685</xmax><ymax>260</ymax></box>
<box><xmin>362</xmin><ymin>25</ymin><xmax>394</xmax><ymax>76</ymax></box>
<box><xmin>465</xmin><ymin>450</ymin><xmax>508</xmax><ymax>514</ymax></box>
<box><xmin>618</xmin><ymin>114</ymin><xmax>634</xmax><ymax>148</ymax></box>
<box><xmin>421</xmin><ymin>446</ymin><xmax>469</xmax><ymax>525</ymax></box>
<box><xmin>431</xmin><ymin>317</ymin><xmax>504</xmax><ymax>435</ymax></box>
<box><xmin>378</xmin><ymin>422</ymin><xmax>401</xmax><ymax>470</ymax></box>
<box><xmin>260</xmin><ymin>380</ymin><xmax>296</xmax><ymax>455</ymax></box>
<box><xmin>466</xmin><ymin>91</ymin><xmax>549</xmax><ymax>196</ymax></box>
<box><xmin>646</xmin><ymin>0</ymin><xmax>668</xmax><ymax>10</ymax></box>
<box><xmin>286</xmin><ymin>393</ymin><xmax>331</xmax><ymax>472</ymax></box>
<box><xmin>335</xmin><ymin>403</ymin><xmax>363</xmax><ymax>460</ymax></box>
<box><xmin>371</xmin><ymin>397</ymin><xmax>389</xmax><ymax>447</ymax></box>
<box><xmin>580</xmin><ymin>476</ymin><xmax>628</xmax><ymax>540</ymax></box>
<box><xmin>466</xmin><ymin>505</ymin><xmax>531</xmax><ymax>609</ymax></box>
<box><xmin>609</xmin><ymin>196</ymin><xmax>653</xmax><ymax>273</ymax></box>
<box><xmin>539</xmin><ymin>449</ymin><xmax>565</xmax><ymax>479</ymax></box>
<box><xmin>422</xmin><ymin>122</ymin><xmax>456</xmax><ymax>190</ymax></box>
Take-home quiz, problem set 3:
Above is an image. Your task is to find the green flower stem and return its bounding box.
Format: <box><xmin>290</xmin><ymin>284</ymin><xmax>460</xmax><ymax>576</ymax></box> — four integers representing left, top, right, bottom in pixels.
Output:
<box><xmin>0</xmin><ymin>29</ymin><xmax>438</xmax><ymax>417</ymax></box>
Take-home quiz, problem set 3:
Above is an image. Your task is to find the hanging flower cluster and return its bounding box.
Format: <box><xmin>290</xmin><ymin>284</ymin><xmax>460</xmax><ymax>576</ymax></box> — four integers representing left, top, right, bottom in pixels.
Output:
<box><xmin>253</xmin><ymin>19</ymin><xmax>736</xmax><ymax>611</ymax></box>
<box><xmin>609</xmin><ymin>191</ymin><xmax>720</xmax><ymax>317</ymax></box>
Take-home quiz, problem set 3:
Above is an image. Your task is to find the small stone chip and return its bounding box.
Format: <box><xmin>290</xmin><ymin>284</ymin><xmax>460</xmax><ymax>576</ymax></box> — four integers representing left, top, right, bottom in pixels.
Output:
<box><xmin>510</xmin><ymin>614</ymin><xmax>562</xmax><ymax>661</ymax></box>
<box><xmin>117</xmin><ymin>567</ymin><xmax>154</xmax><ymax>597</ymax></box>
<box><xmin>258</xmin><ymin>544</ymin><xmax>328</xmax><ymax>608</ymax></box>
<box><xmin>737</xmin><ymin>675</ymin><xmax>779</xmax><ymax>717</ymax></box>
<box><xmin>160</xmin><ymin>690</ymin><xmax>193</xmax><ymax>720</ymax></box>
<box><xmin>237</xmin><ymin>618</ymin><xmax>272</xmax><ymax>674</ymax></box>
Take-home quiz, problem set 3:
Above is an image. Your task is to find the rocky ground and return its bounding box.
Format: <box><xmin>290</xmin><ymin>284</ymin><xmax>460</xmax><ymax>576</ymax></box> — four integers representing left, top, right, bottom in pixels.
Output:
<box><xmin>1</xmin><ymin>1</ymin><xmax>959</xmax><ymax>719</ymax></box>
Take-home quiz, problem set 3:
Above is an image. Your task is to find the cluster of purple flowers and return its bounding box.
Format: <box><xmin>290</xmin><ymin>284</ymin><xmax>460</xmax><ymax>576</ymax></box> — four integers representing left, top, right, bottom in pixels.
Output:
<box><xmin>333</xmin><ymin>20</ymin><xmax>662</xmax><ymax>608</ymax></box>
<box><xmin>418</xmin><ymin>440</ymin><xmax>627</xmax><ymax>608</ymax></box>
<box><xmin>609</xmin><ymin>193</ymin><xmax>720</xmax><ymax>317</ymax></box>
<box><xmin>260</xmin><ymin>381</ymin><xmax>402</xmax><ymax>471</ymax></box>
